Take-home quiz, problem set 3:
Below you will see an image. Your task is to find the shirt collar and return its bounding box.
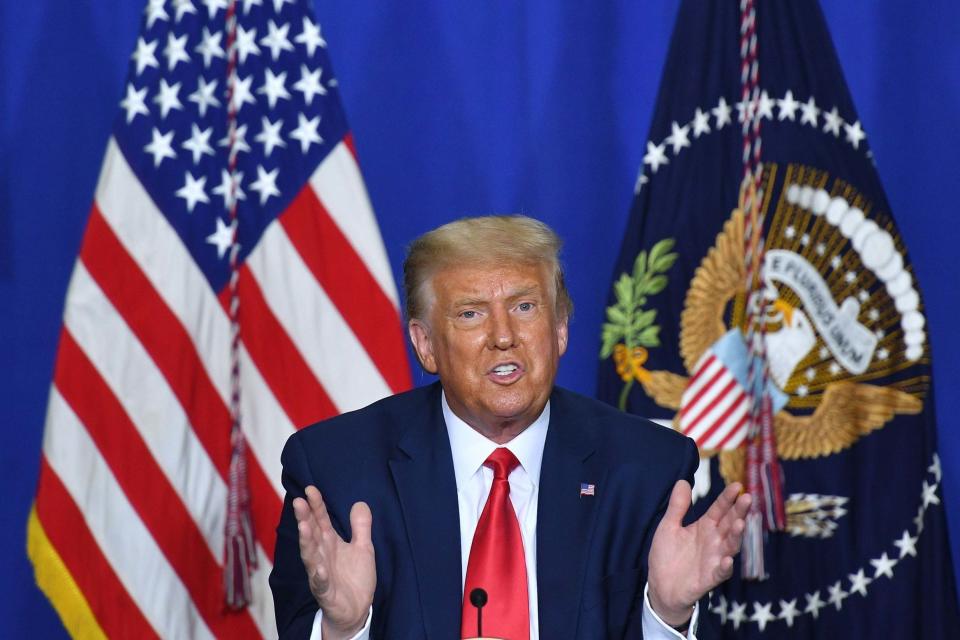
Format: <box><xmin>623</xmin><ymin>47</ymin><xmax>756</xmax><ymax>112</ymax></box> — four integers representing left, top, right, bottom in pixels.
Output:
<box><xmin>442</xmin><ymin>390</ymin><xmax>549</xmax><ymax>491</ymax></box>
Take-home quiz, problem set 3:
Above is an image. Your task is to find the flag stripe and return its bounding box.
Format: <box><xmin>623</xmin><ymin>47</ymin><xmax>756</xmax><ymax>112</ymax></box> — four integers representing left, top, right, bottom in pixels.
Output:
<box><xmin>700</xmin><ymin>393</ymin><xmax>750</xmax><ymax>449</ymax></box>
<box><xmin>43</xmin><ymin>389</ymin><xmax>214</xmax><ymax>639</ymax></box>
<box><xmin>246</xmin><ymin>220</ymin><xmax>394</xmax><ymax>413</ymax></box>
<box><xmin>35</xmin><ymin>461</ymin><xmax>157</xmax><ymax>640</ymax></box>
<box><xmin>309</xmin><ymin>141</ymin><xmax>401</xmax><ymax>307</ymax></box>
<box><xmin>53</xmin><ymin>330</ymin><xmax>263</xmax><ymax>638</ymax></box>
<box><xmin>281</xmin><ymin>178</ymin><xmax>411</xmax><ymax>392</ymax></box>
<box><xmin>679</xmin><ymin>355</ymin><xmax>723</xmax><ymax>414</ymax></box>
<box><xmin>684</xmin><ymin>377</ymin><xmax>741</xmax><ymax>442</ymax></box>
<box><xmin>712</xmin><ymin>411</ymin><xmax>749</xmax><ymax>450</ymax></box>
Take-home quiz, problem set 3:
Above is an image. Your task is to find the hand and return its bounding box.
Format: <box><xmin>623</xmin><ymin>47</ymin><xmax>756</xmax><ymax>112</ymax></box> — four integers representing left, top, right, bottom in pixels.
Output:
<box><xmin>293</xmin><ymin>486</ymin><xmax>376</xmax><ymax>640</ymax></box>
<box><xmin>647</xmin><ymin>481</ymin><xmax>751</xmax><ymax>627</ymax></box>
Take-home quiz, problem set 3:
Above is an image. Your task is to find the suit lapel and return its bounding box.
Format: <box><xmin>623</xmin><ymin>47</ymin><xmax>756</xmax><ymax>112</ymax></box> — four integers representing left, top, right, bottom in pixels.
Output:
<box><xmin>536</xmin><ymin>389</ymin><xmax>604</xmax><ymax>639</ymax></box>
<box><xmin>388</xmin><ymin>383</ymin><xmax>462</xmax><ymax>639</ymax></box>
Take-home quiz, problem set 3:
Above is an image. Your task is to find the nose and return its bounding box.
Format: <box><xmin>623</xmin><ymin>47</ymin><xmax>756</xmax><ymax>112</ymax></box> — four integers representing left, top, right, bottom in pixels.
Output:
<box><xmin>487</xmin><ymin>306</ymin><xmax>517</xmax><ymax>350</ymax></box>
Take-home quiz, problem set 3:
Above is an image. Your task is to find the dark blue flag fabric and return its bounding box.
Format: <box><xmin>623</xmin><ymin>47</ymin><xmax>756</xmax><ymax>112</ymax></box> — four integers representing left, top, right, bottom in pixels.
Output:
<box><xmin>598</xmin><ymin>0</ymin><xmax>960</xmax><ymax>637</ymax></box>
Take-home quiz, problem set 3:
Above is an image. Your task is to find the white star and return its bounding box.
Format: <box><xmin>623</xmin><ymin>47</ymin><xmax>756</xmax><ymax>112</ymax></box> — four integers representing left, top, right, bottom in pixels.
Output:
<box><xmin>643</xmin><ymin>141</ymin><xmax>669</xmax><ymax>173</ymax></box>
<box><xmin>241</xmin><ymin>0</ymin><xmax>263</xmax><ymax>13</ymax></box>
<box><xmin>758</xmin><ymin>90</ymin><xmax>775</xmax><ymax>120</ymax></box>
<box><xmin>182</xmin><ymin>124</ymin><xmax>215</xmax><ymax>164</ymax></box>
<box><xmin>290</xmin><ymin>113</ymin><xmax>323</xmax><ymax>153</ymax></box>
<box><xmin>827</xmin><ymin>580</ymin><xmax>848</xmax><ymax>611</ymax></box>
<box><xmin>119</xmin><ymin>84</ymin><xmax>149</xmax><ymax>123</ymax></box>
<box><xmin>915</xmin><ymin>506</ymin><xmax>926</xmax><ymax>534</ymax></box>
<box><xmin>830</xmin><ymin>255</ymin><xmax>843</xmax><ymax>270</ymax></box>
<box><xmin>870</xmin><ymin>552</ymin><xmax>897</xmax><ymax>579</ymax></box>
<box><xmin>778</xmin><ymin>90</ymin><xmax>800</xmax><ymax>121</ymax></box>
<box><xmin>736</xmin><ymin>98</ymin><xmax>752</xmax><ymax>124</ymax></box>
<box><xmin>867</xmin><ymin>308</ymin><xmax>880</xmax><ymax>321</ymax></box>
<box><xmin>894</xmin><ymin>530</ymin><xmax>918</xmax><ymax>558</ymax></box>
<box><xmin>874</xmin><ymin>328</ymin><xmax>885</xmax><ymax>339</ymax></box>
<box><xmin>858</xmin><ymin>289</ymin><xmax>870</xmax><ymax>302</ymax></box>
<box><xmin>665</xmin><ymin>121</ymin><xmax>690</xmax><ymax>155</ymax></box>
<box><xmin>172</xmin><ymin>0</ymin><xmax>197</xmax><ymax>21</ymax></box>
<box><xmin>806</xmin><ymin>367</ymin><xmax>816</xmax><ymax>381</ymax></box>
<box><xmin>206</xmin><ymin>218</ymin><xmax>236</xmax><ymax>259</ymax></box>
<box><xmin>876</xmin><ymin>347</ymin><xmax>889</xmax><ymax>360</ymax></box>
<box><xmin>255</xmin><ymin>116</ymin><xmax>286</xmax><ymax>157</ymax></box>
<box><xmin>713</xmin><ymin>97</ymin><xmax>732</xmax><ymax>129</ymax></box>
<box><xmin>144</xmin><ymin>0</ymin><xmax>168</xmax><ymax>28</ymax></box>
<box><xmin>229</xmin><ymin>72</ymin><xmax>257</xmax><ymax>113</ymax></box>
<box><xmin>195</xmin><ymin>27</ymin><xmax>225</xmax><ymax>68</ymax></box>
<box><xmin>257</xmin><ymin>68</ymin><xmax>291</xmax><ymax>109</ymax></box>
<box><xmin>804</xmin><ymin>591</ymin><xmax>824</xmax><ymax>619</ymax></box>
<box><xmin>778</xmin><ymin>599</ymin><xmax>800</xmax><ymax>627</ymax></box>
<box><xmin>175</xmin><ymin>172</ymin><xmax>209</xmax><ymax>212</ymax></box>
<box><xmin>727</xmin><ymin>601</ymin><xmax>747</xmax><ymax>630</ymax></box>
<box><xmin>929</xmin><ymin>454</ymin><xmax>942</xmax><ymax>482</ymax></box>
<box><xmin>295</xmin><ymin>15</ymin><xmax>326</xmax><ymax>57</ymax></box>
<box><xmin>845</xmin><ymin>270</ymin><xmax>857</xmax><ymax>283</ymax></box>
<box><xmin>131</xmin><ymin>37</ymin><xmax>159</xmax><ymax>75</ymax></box>
<box><xmin>234</xmin><ymin>25</ymin><xmax>261</xmax><ymax>64</ymax></box>
<box><xmin>750</xmin><ymin>602</ymin><xmax>775</xmax><ymax>631</ymax></box>
<box><xmin>823</xmin><ymin>107</ymin><xmax>843</xmax><ymax>137</ymax></box>
<box><xmin>848</xmin><ymin>569</ymin><xmax>872</xmax><ymax>597</ymax></box>
<box><xmin>819</xmin><ymin>346</ymin><xmax>830</xmax><ymax>359</ymax></box>
<box><xmin>188</xmin><ymin>77</ymin><xmax>221</xmax><ymax>117</ymax></box>
<box><xmin>796</xmin><ymin>385</ymin><xmax>809</xmax><ymax>397</ymax></box>
<box><xmin>633</xmin><ymin>172</ymin><xmax>648</xmax><ymax>195</ymax></box>
<box><xmin>844</xmin><ymin>120</ymin><xmax>866</xmax><ymax>149</ymax></box>
<box><xmin>272</xmin><ymin>0</ymin><xmax>295</xmax><ymax>13</ymax></box>
<box><xmin>922</xmin><ymin>480</ymin><xmax>941</xmax><ymax>508</ymax></box>
<box><xmin>249</xmin><ymin>165</ymin><xmax>281</xmax><ymax>205</ymax></box>
<box><xmin>144</xmin><ymin>127</ymin><xmax>176</xmax><ymax>167</ymax></box>
<box><xmin>800</xmin><ymin>96</ymin><xmax>820</xmax><ymax>127</ymax></box>
<box><xmin>784</xmin><ymin>225</ymin><xmax>796</xmax><ymax>239</ymax></box>
<box><xmin>691</xmin><ymin>108</ymin><xmax>711</xmax><ymax>138</ymax></box>
<box><xmin>260</xmin><ymin>20</ymin><xmax>294</xmax><ymax>60</ymax></box>
<box><xmin>212</xmin><ymin>169</ymin><xmax>246</xmax><ymax>210</ymax></box>
<box><xmin>293</xmin><ymin>64</ymin><xmax>327</xmax><ymax>105</ymax></box>
<box><xmin>153</xmin><ymin>79</ymin><xmax>183</xmax><ymax>119</ymax></box>
<box><xmin>219</xmin><ymin>123</ymin><xmax>251</xmax><ymax>160</ymax></box>
<box><xmin>816</xmin><ymin>242</ymin><xmax>827</xmax><ymax>255</ymax></box>
<box><xmin>201</xmin><ymin>0</ymin><xmax>228</xmax><ymax>18</ymax></box>
<box><xmin>163</xmin><ymin>32</ymin><xmax>190</xmax><ymax>70</ymax></box>
<box><xmin>800</xmin><ymin>233</ymin><xmax>810</xmax><ymax>246</ymax></box>
<box><xmin>828</xmin><ymin>362</ymin><xmax>841</xmax><ymax>375</ymax></box>
<box><xmin>710</xmin><ymin>594</ymin><xmax>728</xmax><ymax>625</ymax></box>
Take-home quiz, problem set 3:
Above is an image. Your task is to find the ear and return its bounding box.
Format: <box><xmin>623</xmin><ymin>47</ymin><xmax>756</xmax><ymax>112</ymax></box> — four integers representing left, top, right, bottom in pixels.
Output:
<box><xmin>556</xmin><ymin>313</ymin><xmax>569</xmax><ymax>357</ymax></box>
<box><xmin>408</xmin><ymin>319</ymin><xmax>438</xmax><ymax>374</ymax></box>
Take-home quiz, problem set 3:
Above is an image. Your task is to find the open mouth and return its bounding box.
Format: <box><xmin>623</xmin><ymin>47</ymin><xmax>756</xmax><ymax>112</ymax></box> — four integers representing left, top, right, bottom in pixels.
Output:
<box><xmin>488</xmin><ymin>362</ymin><xmax>523</xmax><ymax>381</ymax></box>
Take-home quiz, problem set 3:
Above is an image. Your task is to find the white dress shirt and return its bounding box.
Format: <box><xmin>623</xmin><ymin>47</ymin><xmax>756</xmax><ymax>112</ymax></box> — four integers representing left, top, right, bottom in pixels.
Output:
<box><xmin>310</xmin><ymin>393</ymin><xmax>698</xmax><ymax>639</ymax></box>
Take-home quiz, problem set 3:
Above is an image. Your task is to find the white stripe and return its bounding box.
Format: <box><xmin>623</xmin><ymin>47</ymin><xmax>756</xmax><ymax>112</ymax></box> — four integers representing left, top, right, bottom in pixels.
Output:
<box><xmin>308</xmin><ymin>141</ymin><xmax>400</xmax><ymax>306</ymax></box>
<box><xmin>685</xmin><ymin>383</ymin><xmax>744</xmax><ymax>443</ymax></box>
<box><xmin>63</xmin><ymin>261</ymin><xmax>226</xmax><ymax>559</ymax></box>
<box><xmin>240</xmin><ymin>346</ymin><xmax>292</xmax><ymax>499</ymax></box>
<box><xmin>247</xmin><ymin>221</ymin><xmax>393</xmax><ymax>413</ymax></box>
<box><xmin>721</xmin><ymin>424</ymin><xmax>748</xmax><ymax>450</ymax></box>
<box><xmin>250</xmin><ymin>546</ymin><xmax>279</xmax><ymax>638</ymax></box>
<box><xmin>700</xmin><ymin>395</ymin><xmax>750</xmax><ymax>450</ymax></box>
<box><xmin>43</xmin><ymin>388</ymin><xmax>214</xmax><ymax>640</ymax></box>
<box><xmin>680</xmin><ymin>357</ymin><xmax>723</xmax><ymax>408</ymax></box>
<box><xmin>681</xmin><ymin>369</ymin><xmax>736</xmax><ymax>434</ymax></box>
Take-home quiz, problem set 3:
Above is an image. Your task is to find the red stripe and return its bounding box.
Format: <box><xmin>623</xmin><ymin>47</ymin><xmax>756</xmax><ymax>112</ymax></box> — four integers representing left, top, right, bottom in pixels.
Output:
<box><xmin>81</xmin><ymin>207</ymin><xmax>279</xmax><ymax>556</ymax></box>
<box><xmin>232</xmin><ymin>265</ymin><xmax>339</xmax><ymax>428</ymax></box>
<box><xmin>343</xmin><ymin>132</ymin><xmax>357</xmax><ymax>158</ymax></box>
<box><xmin>695</xmin><ymin>392</ymin><xmax>748</xmax><ymax>447</ymax></box>
<box><xmin>35</xmin><ymin>457</ymin><xmax>159</xmax><ymax>639</ymax></box>
<box><xmin>281</xmin><ymin>180</ymin><xmax>412</xmax><ymax>394</ymax></box>
<box><xmin>54</xmin><ymin>329</ymin><xmax>262</xmax><ymax>638</ymax></box>
<box><xmin>713</xmin><ymin>410</ymin><xmax>751</xmax><ymax>450</ymax></box>
<box><xmin>679</xmin><ymin>356</ymin><xmax>721</xmax><ymax>417</ymax></box>
<box><xmin>683</xmin><ymin>376</ymin><xmax>739</xmax><ymax>435</ymax></box>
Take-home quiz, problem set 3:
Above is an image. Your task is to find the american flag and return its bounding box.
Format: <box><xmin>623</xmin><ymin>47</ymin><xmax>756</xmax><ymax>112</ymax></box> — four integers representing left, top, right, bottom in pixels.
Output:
<box><xmin>27</xmin><ymin>0</ymin><xmax>411</xmax><ymax>637</ymax></box>
<box><xmin>580</xmin><ymin>483</ymin><xmax>595</xmax><ymax>497</ymax></box>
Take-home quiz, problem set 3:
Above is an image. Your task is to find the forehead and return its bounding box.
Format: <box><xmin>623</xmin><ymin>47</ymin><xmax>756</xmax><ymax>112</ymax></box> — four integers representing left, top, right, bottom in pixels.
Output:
<box><xmin>430</xmin><ymin>261</ymin><xmax>551</xmax><ymax>303</ymax></box>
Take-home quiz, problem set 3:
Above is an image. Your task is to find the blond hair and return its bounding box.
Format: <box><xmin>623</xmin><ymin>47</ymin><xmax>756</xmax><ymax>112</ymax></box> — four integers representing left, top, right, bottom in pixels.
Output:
<box><xmin>402</xmin><ymin>215</ymin><xmax>573</xmax><ymax>322</ymax></box>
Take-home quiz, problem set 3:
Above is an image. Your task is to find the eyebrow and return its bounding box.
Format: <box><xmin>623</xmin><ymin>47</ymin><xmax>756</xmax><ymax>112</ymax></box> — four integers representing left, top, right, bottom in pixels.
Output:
<box><xmin>451</xmin><ymin>285</ymin><xmax>542</xmax><ymax>308</ymax></box>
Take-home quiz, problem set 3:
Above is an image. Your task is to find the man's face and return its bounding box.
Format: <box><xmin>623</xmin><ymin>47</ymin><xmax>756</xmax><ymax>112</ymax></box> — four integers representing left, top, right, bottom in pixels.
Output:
<box><xmin>408</xmin><ymin>261</ymin><xmax>569</xmax><ymax>440</ymax></box>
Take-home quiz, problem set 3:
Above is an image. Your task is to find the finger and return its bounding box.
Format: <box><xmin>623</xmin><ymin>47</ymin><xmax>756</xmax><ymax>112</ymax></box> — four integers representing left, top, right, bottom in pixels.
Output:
<box><xmin>662</xmin><ymin>480</ymin><xmax>692</xmax><ymax>528</ymax></box>
<box><xmin>349</xmin><ymin>501</ymin><xmax>373</xmax><ymax>546</ymax></box>
<box><xmin>713</xmin><ymin>555</ymin><xmax>734</xmax><ymax>584</ymax></box>
<box><xmin>305</xmin><ymin>486</ymin><xmax>335</xmax><ymax>536</ymax></box>
<box><xmin>704</xmin><ymin>481</ymin><xmax>742</xmax><ymax>524</ymax></box>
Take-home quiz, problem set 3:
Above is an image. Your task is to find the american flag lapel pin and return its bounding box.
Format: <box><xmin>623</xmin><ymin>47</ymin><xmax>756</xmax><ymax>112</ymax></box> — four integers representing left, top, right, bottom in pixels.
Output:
<box><xmin>580</xmin><ymin>482</ymin><xmax>595</xmax><ymax>497</ymax></box>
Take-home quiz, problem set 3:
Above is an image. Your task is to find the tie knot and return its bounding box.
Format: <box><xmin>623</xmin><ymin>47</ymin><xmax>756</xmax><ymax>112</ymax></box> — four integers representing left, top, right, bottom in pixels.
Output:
<box><xmin>484</xmin><ymin>447</ymin><xmax>520</xmax><ymax>480</ymax></box>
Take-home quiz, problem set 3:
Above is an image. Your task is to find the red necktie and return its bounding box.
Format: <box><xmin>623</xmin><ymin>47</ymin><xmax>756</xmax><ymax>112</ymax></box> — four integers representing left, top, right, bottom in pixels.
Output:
<box><xmin>461</xmin><ymin>448</ymin><xmax>529</xmax><ymax>640</ymax></box>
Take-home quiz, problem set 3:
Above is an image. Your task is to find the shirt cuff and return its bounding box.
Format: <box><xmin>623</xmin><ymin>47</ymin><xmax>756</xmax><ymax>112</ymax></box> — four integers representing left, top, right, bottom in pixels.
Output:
<box><xmin>642</xmin><ymin>582</ymin><xmax>699</xmax><ymax>640</ymax></box>
<box><xmin>310</xmin><ymin>606</ymin><xmax>372</xmax><ymax>640</ymax></box>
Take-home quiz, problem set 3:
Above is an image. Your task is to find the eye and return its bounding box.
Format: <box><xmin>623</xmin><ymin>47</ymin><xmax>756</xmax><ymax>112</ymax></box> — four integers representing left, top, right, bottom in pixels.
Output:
<box><xmin>460</xmin><ymin>310</ymin><xmax>478</xmax><ymax>319</ymax></box>
<box><xmin>517</xmin><ymin>302</ymin><xmax>534</xmax><ymax>312</ymax></box>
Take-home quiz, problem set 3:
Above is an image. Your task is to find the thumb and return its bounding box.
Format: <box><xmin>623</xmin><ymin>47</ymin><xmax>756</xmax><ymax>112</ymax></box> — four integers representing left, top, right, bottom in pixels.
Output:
<box><xmin>349</xmin><ymin>501</ymin><xmax>373</xmax><ymax>545</ymax></box>
<box><xmin>663</xmin><ymin>480</ymin><xmax>692</xmax><ymax>528</ymax></box>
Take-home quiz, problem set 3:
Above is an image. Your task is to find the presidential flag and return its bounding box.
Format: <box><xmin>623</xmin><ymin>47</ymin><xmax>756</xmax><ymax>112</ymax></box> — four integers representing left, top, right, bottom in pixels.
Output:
<box><xmin>27</xmin><ymin>0</ymin><xmax>411</xmax><ymax>637</ymax></box>
<box><xmin>598</xmin><ymin>0</ymin><xmax>959</xmax><ymax>636</ymax></box>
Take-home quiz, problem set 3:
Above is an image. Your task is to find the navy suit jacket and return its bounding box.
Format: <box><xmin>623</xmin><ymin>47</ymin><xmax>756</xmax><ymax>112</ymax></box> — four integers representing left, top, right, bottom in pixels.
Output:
<box><xmin>270</xmin><ymin>382</ymin><xmax>698</xmax><ymax>639</ymax></box>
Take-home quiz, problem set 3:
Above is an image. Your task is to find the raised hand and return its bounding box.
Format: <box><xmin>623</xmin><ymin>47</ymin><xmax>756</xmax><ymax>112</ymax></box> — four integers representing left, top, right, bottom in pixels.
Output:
<box><xmin>647</xmin><ymin>480</ymin><xmax>751</xmax><ymax>627</ymax></box>
<box><xmin>293</xmin><ymin>486</ymin><xmax>376</xmax><ymax>640</ymax></box>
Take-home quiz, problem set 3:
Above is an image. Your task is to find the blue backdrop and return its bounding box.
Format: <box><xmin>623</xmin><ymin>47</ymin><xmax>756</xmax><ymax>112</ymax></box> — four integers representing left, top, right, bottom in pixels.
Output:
<box><xmin>1</xmin><ymin>1</ymin><xmax>957</xmax><ymax>637</ymax></box>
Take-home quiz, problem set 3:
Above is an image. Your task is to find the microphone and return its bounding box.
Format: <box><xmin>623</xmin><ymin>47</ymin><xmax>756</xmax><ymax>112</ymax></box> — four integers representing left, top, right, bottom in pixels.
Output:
<box><xmin>469</xmin><ymin>587</ymin><xmax>488</xmax><ymax>637</ymax></box>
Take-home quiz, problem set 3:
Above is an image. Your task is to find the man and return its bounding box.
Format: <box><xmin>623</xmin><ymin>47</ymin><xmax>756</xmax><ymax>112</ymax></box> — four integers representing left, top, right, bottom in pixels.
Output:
<box><xmin>270</xmin><ymin>215</ymin><xmax>750</xmax><ymax>639</ymax></box>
